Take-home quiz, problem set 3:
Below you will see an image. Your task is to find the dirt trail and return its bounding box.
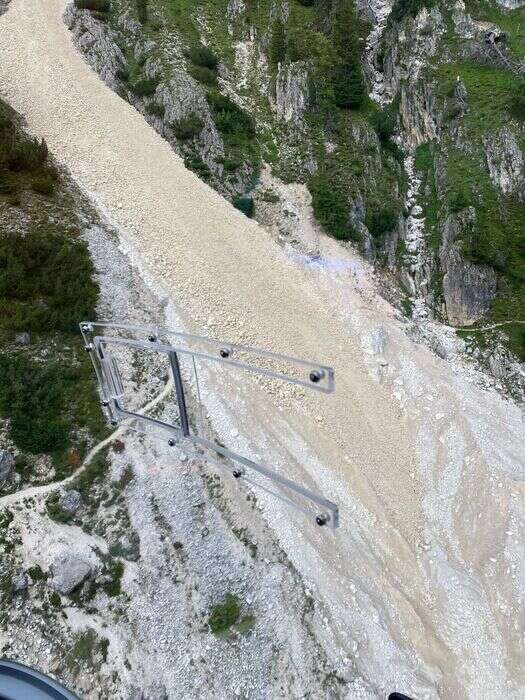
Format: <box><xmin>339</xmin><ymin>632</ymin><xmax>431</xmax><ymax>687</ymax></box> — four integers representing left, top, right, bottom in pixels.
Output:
<box><xmin>0</xmin><ymin>2</ymin><xmax>524</xmax><ymax>698</ymax></box>
<box><xmin>0</xmin><ymin>379</ymin><xmax>174</xmax><ymax>509</ymax></box>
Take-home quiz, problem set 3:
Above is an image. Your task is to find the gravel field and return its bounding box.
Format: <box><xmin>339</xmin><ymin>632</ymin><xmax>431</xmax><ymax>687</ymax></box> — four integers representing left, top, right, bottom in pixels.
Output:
<box><xmin>0</xmin><ymin>2</ymin><xmax>524</xmax><ymax>698</ymax></box>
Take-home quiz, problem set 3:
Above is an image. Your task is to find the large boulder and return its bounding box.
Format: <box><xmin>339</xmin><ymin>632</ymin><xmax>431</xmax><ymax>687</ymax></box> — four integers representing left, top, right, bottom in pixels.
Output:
<box><xmin>51</xmin><ymin>554</ymin><xmax>92</xmax><ymax>595</ymax></box>
<box><xmin>0</xmin><ymin>450</ymin><xmax>14</xmax><ymax>486</ymax></box>
<box><xmin>12</xmin><ymin>573</ymin><xmax>29</xmax><ymax>593</ymax></box>
<box><xmin>58</xmin><ymin>489</ymin><xmax>82</xmax><ymax>514</ymax></box>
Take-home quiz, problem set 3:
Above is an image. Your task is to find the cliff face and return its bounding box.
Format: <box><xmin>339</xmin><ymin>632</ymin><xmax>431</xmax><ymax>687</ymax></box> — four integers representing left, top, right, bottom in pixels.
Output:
<box><xmin>66</xmin><ymin>0</ymin><xmax>525</xmax><ymax>367</ymax></box>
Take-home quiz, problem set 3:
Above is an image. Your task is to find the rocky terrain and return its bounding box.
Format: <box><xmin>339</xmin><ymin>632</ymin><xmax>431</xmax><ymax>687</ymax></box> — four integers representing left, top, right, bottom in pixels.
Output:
<box><xmin>64</xmin><ymin>0</ymin><xmax>525</xmax><ymax>386</ymax></box>
<box><xmin>0</xmin><ymin>1</ymin><xmax>524</xmax><ymax>699</ymax></box>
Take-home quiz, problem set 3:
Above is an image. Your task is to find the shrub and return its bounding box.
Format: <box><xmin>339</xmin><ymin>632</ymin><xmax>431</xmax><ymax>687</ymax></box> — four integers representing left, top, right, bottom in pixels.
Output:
<box><xmin>0</xmin><ymin>229</ymin><xmax>98</xmax><ymax>332</ymax></box>
<box><xmin>207</xmin><ymin>92</ymin><xmax>255</xmax><ymax>138</ymax></box>
<box><xmin>390</xmin><ymin>0</ymin><xmax>434</xmax><ymax>23</ymax></box>
<box><xmin>5</xmin><ymin>138</ymin><xmax>48</xmax><ymax>172</ymax></box>
<box><xmin>310</xmin><ymin>172</ymin><xmax>353</xmax><ymax>240</ymax></box>
<box><xmin>131</xmin><ymin>78</ymin><xmax>159</xmax><ymax>96</ymax></box>
<box><xmin>188</xmin><ymin>65</ymin><xmax>217</xmax><ymax>86</ymax></box>
<box><xmin>369</xmin><ymin>109</ymin><xmax>396</xmax><ymax>145</ymax></box>
<box><xmin>217</xmin><ymin>156</ymin><xmax>241</xmax><ymax>172</ymax></box>
<box><xmin>102</xmin><ymin>559</ymin><xmax>124</xmax><ymax>597</ymax></box>
<box><xmin>269</xmin><ymin>18</ymin><xmax>287</xmax><ymax>67</ymax></box>
<box><xmin>331</xmin><ymin>2</ymin><xmax>366</xmax><ymax>110</ymax></box>
<box><xmin>366</xmin><ymin>208</ymin><xmax>398</xmax><ymax>240</ymax></box>
<box><xmin>233</xmin><ymin>196</ymin><xmax>254</xmax><ymax>218</ymax></box>
<box><xmin>187</xmin><ymin>45</ymin><xmax>218</xmax><ymax>70</ymax></box>
<box><xmin>0</xmin><ymin>354</ymin><xmax>72</xmax><ymax>454</ymax></box>
<box><xmin>31</xmin><ymin>172</ymin><xmax>55</xmax><ymax>196</ymax></box>
<box><xmin>172</xmin><ymin>114</ymin><xmax>203</xmax><ymax>140</ymax></box>
<box><xmin>208</xmin><ymin>593</ymin><xmax>240</xmax><ymax>635</ymax></box>
<box><xmin>116</xmin><ymin>67</ymin><xmax>130</xmax><ymax>82</ymax></box>
<box><xmin>183</xmin><ymin>153</ymin><xmax>211</xmax><ymax>180</ymax></box>
<box><xmin>449</xmin><ymin>189</ymin><xmax>471</xmax><ymax>212</ymax></box>
<box><xmin>74</xmin><ymin>0</ymin><xmax>110</xmax><ymax>11</ymax></box>
<box><xmin>136</xmin><ymin>0</ymin><xmax>147</xmax><ymax>24</ymax></box>
<box><xmin>46</xmin><ymin>492</ymin><xmax>74</xmax><ymax>524</ymax></box>
<box><xmin>146</xmin><ymin>102</ymin><xmax>165</xmax><ymax>118</ymax></box>
<box><xmin>510</xmin><ymin>80</ymin><xmax>525</xmax><ymax>121</ymax></box>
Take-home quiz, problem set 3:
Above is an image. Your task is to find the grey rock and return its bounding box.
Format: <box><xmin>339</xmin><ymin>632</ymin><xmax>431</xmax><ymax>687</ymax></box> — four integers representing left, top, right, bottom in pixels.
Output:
<box><xmin>15</xmin><ymin>332</ymin><xmax>30</xmax><ymax>345</ymax></box>
<box><xmin>0</xmin><ymin>450</ymin><xmax>14</xmax><ymax>486</ymax></box>
<box><xmin>58</xmin><ymin>489</ymin><xmax>82</xmax><ymax>514</ymax></box>
<box><xmin>12</xmin><ymin>573</ymin><xmax>28</xmax><ymax>593</ymax></box>
<box><xmin>440</xmin><ymin>209</ymin><xmax>497</xmax><ymax>325</ymax></box>
<box><xmin>483</xmin><ymin>128</ymin><xmax>525</xmax><ymax>201</ymax></box>
<box><xmin>51</xmin><ymin>554</ymin><xmax>92</xmax><ymax>595</ymax></box>
<box><xmin>275</xmin><ymin>61</ymin><xmax>309</xmax><ymax>123</ymax></box>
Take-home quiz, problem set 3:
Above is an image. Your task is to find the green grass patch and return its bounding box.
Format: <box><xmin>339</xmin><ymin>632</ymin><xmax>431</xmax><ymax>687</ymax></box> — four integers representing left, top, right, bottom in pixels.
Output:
<box><xmin>436</xmin><ymin>62</ymin><xmax>518</xmax><ymax>134</ymax></box>
<box><xmin>208</xmin><ymin>593</ymin><xmax>240</xmax><ymax>635</ymax></box>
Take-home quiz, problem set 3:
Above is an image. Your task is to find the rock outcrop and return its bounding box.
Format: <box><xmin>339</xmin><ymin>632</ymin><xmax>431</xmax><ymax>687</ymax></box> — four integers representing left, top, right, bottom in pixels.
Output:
<box><xmin>440</xmin><ymin>209</ymin><xmax>497</xmax><ymax>324</ymax></box>
<box><xmin>0</xmin><ymin>450</ymin><xmax>14</xmax><ymax>487</ymax></box>
<box><xmin>51</xmin><ymin>553</ymin><xmax>93</xmax><ymax>595</ymax></box>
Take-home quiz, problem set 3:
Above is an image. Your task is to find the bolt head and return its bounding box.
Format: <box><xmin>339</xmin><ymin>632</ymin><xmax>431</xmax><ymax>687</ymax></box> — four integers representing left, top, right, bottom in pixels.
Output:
<box><xmin>148</xmin><ymin>334</ymin><xmax>156</xmax><ymax>342</ymax></box>
<box><xmin>220</xmin><ymin>349</ymin><xmax>230</xmax><ymax>358</ymax></box>
<box><xmin>232</xmin><ymin>469</ymin><xmax>243</xmax><ymax>479</ymax></box>
<box><xmin>168</xmin><ymin>438</ymin><xmax>175</xmax><ymax>447</ymax></box>
<box><xmin>316</xmin><ymin>514</ymin><xmax>328</xmax><ymax>527</ymax></box>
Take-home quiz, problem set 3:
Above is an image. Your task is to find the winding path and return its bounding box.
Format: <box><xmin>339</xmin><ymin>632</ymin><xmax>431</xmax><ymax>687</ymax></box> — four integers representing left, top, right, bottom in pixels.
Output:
<box><xmin>0</xmin><ymin>379</ymin><xmax>175</xmax><ymax>509</ymax></box>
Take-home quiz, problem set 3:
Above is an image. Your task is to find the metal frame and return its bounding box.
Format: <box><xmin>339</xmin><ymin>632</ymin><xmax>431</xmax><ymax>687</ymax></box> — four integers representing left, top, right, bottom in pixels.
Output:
<box><xmin>80</xmin><ymin>321</ymin><xmax>339</xmax><ymax>529</ymax></box>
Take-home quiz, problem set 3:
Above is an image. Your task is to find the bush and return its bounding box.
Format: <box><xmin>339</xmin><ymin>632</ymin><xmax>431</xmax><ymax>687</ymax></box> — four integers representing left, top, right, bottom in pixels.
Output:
<box><xmin>0</xmin><ymin>228</ymin><xmax>99</xmax><ymax>333</ymax></box>
<box><xmin>233</xmin><ymin>196</ymin><xmax>254</xmax><ymax>218</ymax></box>
<box><xmin>390</xmin><ymin>0</ymin><xmax>434</xmax><ymax>23</ymax></box>
<box><xmin>46</xmin><ymin>492</ymin><xmax>74</xmax><ymax>523</ymax></box>
<box><xmin>136</xmin><ymin>0</ymin><xmax>147</xmax><ymax>24</ymax></box>
<box><xmin>183</xmin><ymin>153</ymin><xmax>211</xmax><ymax>180</ymax></box>
<box><xmin>208</xmin><ymin>593</ymin><xmax>240</xmax><ymax>635</ymax></box>
<box><xmin>188</xmin><ymin>65</ymin><xmax>217</xmax><ymax>86</ymax></box>
<box><xmin>449</xmin><ymin>189</ymin><xmax>471</xmax><ymax>212</ymax></box>
<box><xmin>172</xmin><ymin>114</ymin><xmax>203</xmax><ymax>140</ymax></box>
<box><xmin>510</xmin><ymin>80</ymin><xmax>525</xmax><ymax>121</ymax></box>
<box><xmin>146</xmin><ymin>102</ymin><xmax>165</xmax><ymax>118</ymax></box>
<box><xmin>102</xmin><ymin>559</ymin><xmax>124</xmax><ymax>597</ymax></box>
<box><xmin>131</xmin><ymin>78</ymin><xmax>159</xmax><ymax>96</ymax></box>
<box><xmin>269</xmin><ymin>18</ymin><xmax>287</xmax><ymax>67</ymax></box>
<box><xmin>310</xmin><ymin>173</ymin><xmax>353</xmax><ymax>241</ymax></box>
<box><xmin>116</xmin><ymin>67</ymin><xmax>130</xmax><ymax>82</ymax></box>
<box><xmin>74</xmin><ymin>0</ymin><xmax>110</xmax><ymax>11</ymax></box>
<box><xmin>187</xmin><ymin>45</ymin><xmax>218</xmax><ymax>70</ymax></box>
<box><xmin>366</xmin><ymin>208</ymin><xmax>398</xmax><ymax>240</ymax></box>
<box><xmin>331</xmin><ymin>2</ymin><xmax>366</xmax><ymax>110</ymax></box>
<box><xmin>207</xmin><ymin>92</ymin><xmax>255</xmax><ymax>138</ymax></box>
<box><xmin>0</xmin><ymin>354</ymin><xmax>73</xmax><ymax>454</ymax></box>
<box><xmin>31</xmin><ymin>172</ymin><xmax>55</xmax><ymax>196</ymax></box>
<box><xmin>369</xmin><ymin>109</ymin><xmax>396</xmax><ymax>145</ymax></box>
<box><xmin>3</xmin><ymin>138</ymin><xmax>48</xmax><ymax>173</ymax></box>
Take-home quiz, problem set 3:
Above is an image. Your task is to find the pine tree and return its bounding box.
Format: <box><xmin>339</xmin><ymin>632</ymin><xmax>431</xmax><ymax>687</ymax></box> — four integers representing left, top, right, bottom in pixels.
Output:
<box><xmin>331</xmin><ymin>1</ymin><xmax>366</xmax><ymax>110</ymax></box>
<box><xmin>270</xmin><ymin>18</ymin><xmax>287</xmax><ymax>67</ymax></box>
